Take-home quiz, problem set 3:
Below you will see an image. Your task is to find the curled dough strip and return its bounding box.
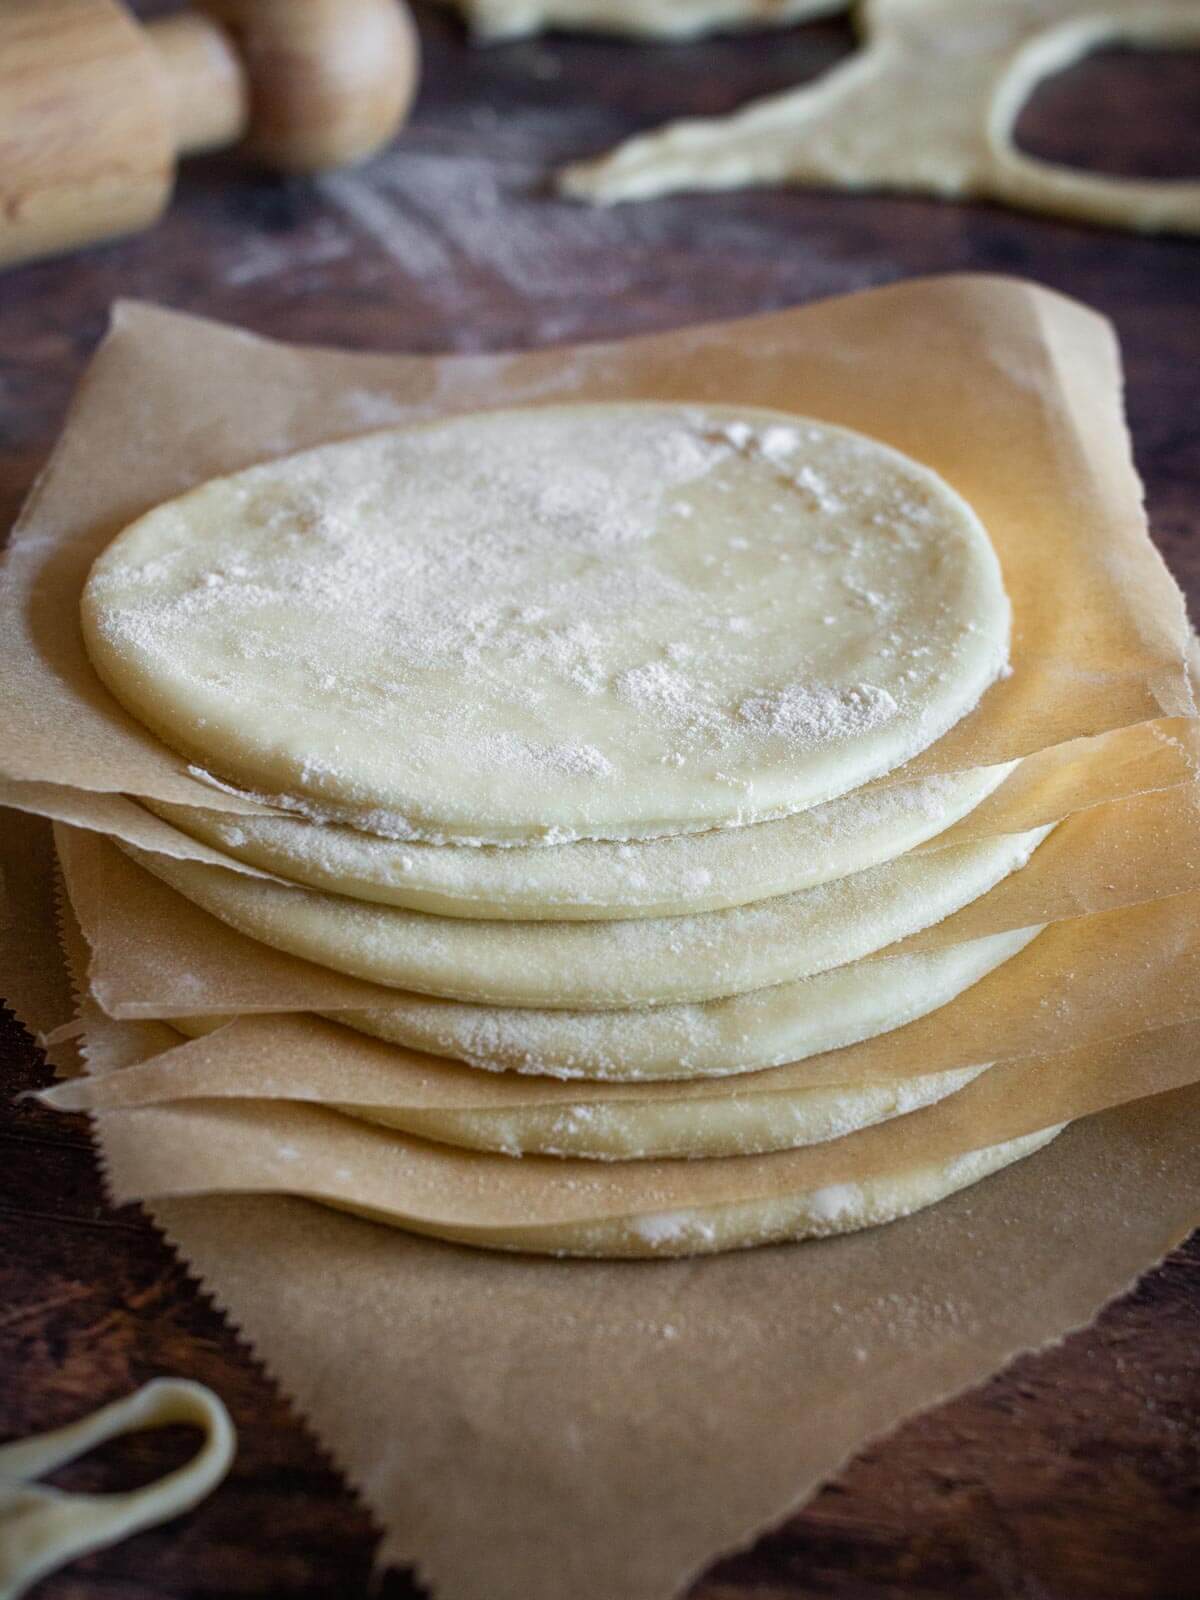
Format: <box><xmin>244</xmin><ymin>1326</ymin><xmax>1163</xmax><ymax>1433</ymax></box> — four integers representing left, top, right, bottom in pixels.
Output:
<box><xmin>0</xmin><ymin>1379</ymin><xmax>235</xmax><ymax>1600</ymax></box>
<box><xmin>988</xmin><ymin>6</ymin><xmax>1200</xmax><ymax>233</ymax></box>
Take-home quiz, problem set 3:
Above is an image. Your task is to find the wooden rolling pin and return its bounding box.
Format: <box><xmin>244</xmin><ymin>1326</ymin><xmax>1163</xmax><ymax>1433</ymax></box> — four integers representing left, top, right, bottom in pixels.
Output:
<box><xmin>0</xmin><ymin>0</ymin><xmax>420</xmax><ymax>268</ymax></box>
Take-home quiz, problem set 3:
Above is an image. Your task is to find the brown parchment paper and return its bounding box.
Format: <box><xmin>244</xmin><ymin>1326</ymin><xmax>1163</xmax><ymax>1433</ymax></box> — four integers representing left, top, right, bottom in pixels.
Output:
<box><xmin>4</xmin><ymin>741</ymin><xmax>1200</xmax><ymax>1600</ymax></box>
<box><xmin>44</xmin><ymin>888</ymin><xmax>1200</xmax><ymax>1112</ymax></box>
<box><xmin>2</xmin><ymin>711</ymin><xmax>1197</xmax><ymax>896</ymax></box>
<box><xmin>55</xmin><ymin>776</ymin><xmax>1200</xmax><ymax>1017</ymax></box>
<box><xmin>0</xmin><ymin>276</ymin><xmax>1194</xmax><ymax>845</ymax></box>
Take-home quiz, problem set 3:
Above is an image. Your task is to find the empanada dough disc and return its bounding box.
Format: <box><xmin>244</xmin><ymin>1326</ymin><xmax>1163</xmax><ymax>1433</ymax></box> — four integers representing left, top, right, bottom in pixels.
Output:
<box><xmin>420</xmin><ymin>1125</ymin><xmax>1064</xmax><ymax>1256</ymax></box>
<box><xmin>146</xmin><ymin>761</ymin><xmax>1013</xmax><ymax>921</ymax></box>
<box><xmin>51</xmin><ymin>1023</ymin><xmax>990</xmax><ymax>1160</ymax></box>
<box><xmin>83</xmin><ymin>404</ymin><xmax>1009</xmax><ymax>845</ymax></box>
<box><xmin>351</xmin><ymin>1064</ymin><xmax>995</xmax><ymax>1158</ymax></box>
<box><xmin>439</xmin><ymin>0</ymin><xmax>843</xmax><ymax>41</ymax></box>
<box><xmin>320</xmin><ymin>924</ymin><xmax>1042</xmax><ymax>1079</ymax></box>
<box><xmin>97</xmin><ymin>1094</ymin><xmax>1064</xmax><ymax>1257</ymax></box>
<box><xmin>562</xmin><ymin>0</ymin><xmax>1200</xmax><ymax>237</ymax></box>
<box><xmin>123</xmin><ymin>825</ymin><xmax>1047</xmax><ymax>1008</ymax></box>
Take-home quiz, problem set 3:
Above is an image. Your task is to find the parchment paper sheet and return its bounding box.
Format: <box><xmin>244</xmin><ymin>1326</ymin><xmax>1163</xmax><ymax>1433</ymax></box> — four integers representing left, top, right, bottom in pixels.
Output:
<box><xmin>2</xmin><ymin>711</ymin><xmax>1197</xmax><ymax>893</ymax></box>
<box><xmin>55</xmin><ymin>775</ymin><xmax>1200</xmax><ymax>1016</ymax></box>
<box><xmin>0</xmin><ymin>277</ymin><xmax>1193</xmax><ymax>843</ymax></box>
<box><xmin>45</xmin><ymin>888</ymin><xmax>1200</xmax><ymax>1110</ymax></box>
<box><xmin>5</xmin><ymin>829</ymin><xmax>1200</xmax><ymax>1600</ymax></box>
<box><xmin>85</xmin><ymin>1010</ymin><xmax>1200</xmax><ymax>1236</ymax></box>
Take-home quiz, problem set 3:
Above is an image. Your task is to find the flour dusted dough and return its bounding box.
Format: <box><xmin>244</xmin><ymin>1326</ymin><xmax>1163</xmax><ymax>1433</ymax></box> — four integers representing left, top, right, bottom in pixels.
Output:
<box><xmin>124</xmin><ymin>826</ymin><xmax>1047</xmax><ymax>1008</ymax></box>
<box><xmin>315</xmin><ymin>925</ymin><xmax>1042</xmax><ymax>1079</ymax></box>
<box><xmin>173</xmin><ymin>927</ymin><xmax>1041</xmax><ymax>1085</ymax></box>
<box><xmin>417</xmin><ymin>1125</ymin><xmax>1064</xmax><ymax>1255</ymax></box>
<box><xmin>439</xmin><ymin>0</ymin><xmax>842</xmax><ymax>40</ymax></box>
<box><xmin>146</xmin><ymin>762</ymin><xmax>1013</xmax><ymax>921</ymax></box>
<box><xmin>83</xmin><ymin>404</ymin><xmax>1009</xmax><ymax>845</ymax></box>
<box><xmin>50</xmin><ymin>1017</ymin><xmax>991</xmax><ymax>1159</ymax></box>
<box><xmin>364</xmin><ymin>1056</ymin><xmax>985</xmax><ymax>1160</ymax></box>
<box><xmin>562</xmin><ymin>0</ymin><xmax>1200</xmax><ymax>236</ymax></box>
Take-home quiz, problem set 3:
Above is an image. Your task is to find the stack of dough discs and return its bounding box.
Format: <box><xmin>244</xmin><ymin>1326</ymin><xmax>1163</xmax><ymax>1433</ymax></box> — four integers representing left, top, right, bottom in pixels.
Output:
<box><xmin>120</xmin><ymin>822</ymin><xmax>1047</xmax><ymax>1008</ymax></box>
<box><xmin>144</xmin><ymin>758</ymin><xmax>1016</xmax><ymax>919</ymax></box>
<box><xmin>80</xmin><ymin>401</ymin><xmax>1058</xmax><ymax>1253</ymax></box>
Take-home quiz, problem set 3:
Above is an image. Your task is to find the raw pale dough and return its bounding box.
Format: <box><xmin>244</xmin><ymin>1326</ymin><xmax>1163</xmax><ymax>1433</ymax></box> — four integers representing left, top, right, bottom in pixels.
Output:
<box><xmin>122</xmin><ymin>825</ymin><xmax>1048</xmax><ymax>1007</ymax></box>
<box><xmin>562</xmin><ymin>0</ymin><xmax>1200</xmax><ymax>236</ymax></box>
<box><xmin>410</xmin><ymin>1125</ymin><xmax>1064</xmax><ymax>1255</ymax></box>
<box><xmin>146</xmin><ymin>761</ymin><xmax>1013</xmax><ymax>921</ymax></box>
<box><xmin>64</xmin><ymin>1013</ymin><xmax>992</xmax><ymax>1158</ymax></box>
<box><xmin>100</xmin><ymin>1094</ymin><xmax>1065</xmax><ymax>1258</ymax></box>
<box><xmin>83</xmin><ymin>404</ymin><xmax>1009</xmax><ymax>845</ymax></box>
<box><xmin>310</xmin><ymin>925</ymin><xmax>1044</xmax><ymax>1080</ymax></box>
<box><xmin>439</xmin><ymin>0</ymin><xmax>843</xmax><ymax>41</ymax></box>
<box><xmin>0</xmin><ymin>1381</ymin><xmax>234</xmax><ymax>1600</ymax></box>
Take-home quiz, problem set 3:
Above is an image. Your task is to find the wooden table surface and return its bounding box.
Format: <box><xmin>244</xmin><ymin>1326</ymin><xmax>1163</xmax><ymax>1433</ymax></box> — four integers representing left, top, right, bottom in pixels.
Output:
<box><xmin>3</xmin><ymin>7</ymin><xmax>1200</xmax><ymax>1597</ymax></box>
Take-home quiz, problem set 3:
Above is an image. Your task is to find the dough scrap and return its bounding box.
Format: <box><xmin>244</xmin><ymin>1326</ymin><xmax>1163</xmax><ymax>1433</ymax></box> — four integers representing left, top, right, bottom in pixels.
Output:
<box><xmin>0</xmin><ymin>1381</ymin><xmax>234</xmax><ymax>1600</ymax></box>
<box><xmin>561</xmin><ymin>0</ymin><xmax>1200</xmax><ymax>236</ymax></box>
<box><xmin>307</xmin><ymin>925</ymin><xmax>1043</xmax><ymax>1080</ymax></box>
<box><xmin>146</xmin><ymin>761</ymin><xmax>1013</xmax><ymax>921</ymax></box>
<box><xmin>122</xmin><ymin>825</ymin><xmax>1048</xmax><ymax>1008</ymax></box>
<box><xmin>83</xmin><ymin>404</ymin><xmax>1009</xmax><ymax>845</ymax></box>
<box><xmin>439</xmin><ymin>0</ymin><xmax>843</xmax><ymax>40</ymax></box>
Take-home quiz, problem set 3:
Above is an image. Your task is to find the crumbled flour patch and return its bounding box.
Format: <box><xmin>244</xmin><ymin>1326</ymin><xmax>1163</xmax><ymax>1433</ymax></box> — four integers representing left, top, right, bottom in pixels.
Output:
<box><xmin>631</xmin><ymin>1209</ymin><xmax>717</xmax><ymax>1248</ymax></box>
<box><xmin>807</xmin><ymin>1183</ymin><xmax>861</xmax><ymax>1223</ymax></box>
<box><xmin>737</xmin><ymin>682</ymin><xmax>898</xmax><ymax>746</ymax></box>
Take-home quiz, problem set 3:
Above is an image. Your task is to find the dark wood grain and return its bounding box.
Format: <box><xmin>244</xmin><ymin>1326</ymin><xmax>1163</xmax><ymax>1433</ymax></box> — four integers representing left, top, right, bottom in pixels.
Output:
<box><xmin>2</xmin><ymin>7</ymin><xmax>1199</xmax><ymax>1596</ymax></box>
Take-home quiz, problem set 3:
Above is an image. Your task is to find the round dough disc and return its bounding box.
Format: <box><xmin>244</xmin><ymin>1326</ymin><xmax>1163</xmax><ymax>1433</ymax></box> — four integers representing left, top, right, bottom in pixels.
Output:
<box><xmin>349</xmin><ymin>1062</ymin><xmax>991</xmax><ymax>1160</ymax></box>
<box><xmin>320</xmin><ymin>925</ymin><xmax>1043</xmax><ymax>1080</ymax></box>
<box><xmin>83</xmin><ymin>403</ymin><xmax>1010</xmax><ymax>844</ymax></box>
<box><xmin>78</xmin><ymin>1016</ymin><xmax>992</xmax><ymax>1160</ymax></box>
<box><xmin>146</xmin><ymin>760</ymin><xmax>1014</xmax><ymax>920</ymax></box>
<box><xmin>340</xmin><ymin>1125</ymin><xmax>1065</xmax><ymax>1257</ymax></box>
<box><xmin>124</xmin><ymin>825</ymin><xmax>1048</xmax><ymax>1008</ymax></box>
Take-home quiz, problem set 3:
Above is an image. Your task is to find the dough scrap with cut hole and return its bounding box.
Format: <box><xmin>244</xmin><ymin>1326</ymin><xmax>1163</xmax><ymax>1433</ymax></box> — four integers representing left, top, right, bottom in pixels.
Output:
<box><xmin>83</xmin><ymin>403</ymin><xmax>1009</xmax><ymax>845</ymax></box>
<box><xmin>146</xmin><ymin>761</ymin><xmax>1013</xmax><ymax>921</ymax></box>
<box><xmin>123</xmin><ymin>825</ymin><xmax>1048</xmax><ymax>1009</ymax></box>
<box><xmin>561</xmin><ymin>0</ymin><xmax>1200</xmax><ymax>236</ymax></box>
<box><xmin>439</xmin><ymin>0</ymin><xmax>843</xmax><ymax>40</ymax></box>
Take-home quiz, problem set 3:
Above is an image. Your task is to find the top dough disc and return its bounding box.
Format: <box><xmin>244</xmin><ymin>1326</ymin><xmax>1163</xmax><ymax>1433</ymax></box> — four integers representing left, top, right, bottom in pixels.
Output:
<box><xmin>82</xmin><ymin>403</ymin><xmax>1010</xmax><ymax>844</ymax></box>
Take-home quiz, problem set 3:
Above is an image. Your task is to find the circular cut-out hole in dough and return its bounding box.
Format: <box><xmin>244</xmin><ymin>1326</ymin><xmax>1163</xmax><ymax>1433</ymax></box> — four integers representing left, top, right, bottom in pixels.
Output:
<box><xmin>1014</xmin><ymin>40</ymin><xmax>1200</xmax><ymax>180</ymax></box>
<box><xmin>83</xmin><ymin>404</ymin><xmax>1010</xmax><ymax>845</ymax></box>
<box><xmin>990</xmin><ymin>11</ymin><xmax>1200</xmax><ymax>232</ymax></box>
